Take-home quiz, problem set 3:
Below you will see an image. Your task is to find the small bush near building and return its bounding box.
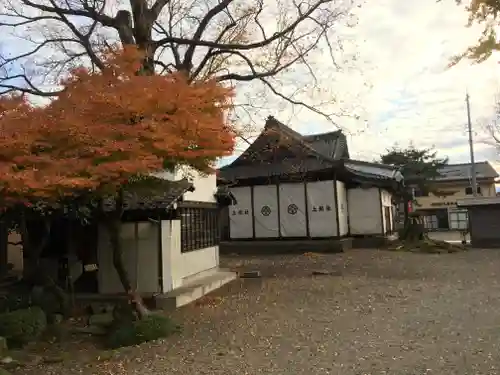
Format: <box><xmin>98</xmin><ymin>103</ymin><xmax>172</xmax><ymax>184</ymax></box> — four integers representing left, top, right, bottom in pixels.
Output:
<box><xmin>0</xmin><ymin>307</ymin><xmax>47</xmax><ymax>347</ymax></box>
<box><xmin>0</xmin><ymin>293</ymin><xmax>31</xmax><ymax>314</ymax></box>
<box><xmin>106</xmin><ymin>314</ymin><xmax>179</xmax><ymax>349</ymax></box>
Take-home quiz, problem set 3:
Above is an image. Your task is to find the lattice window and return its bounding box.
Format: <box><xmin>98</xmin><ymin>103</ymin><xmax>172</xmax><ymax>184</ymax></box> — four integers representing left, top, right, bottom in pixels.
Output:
<box><xmin>449</xmin><ymin>210</ymin><xmax>468</xmax><ymax>230</ymax></box>
<box><xmin>423</xmin><ymin>215</ymin><xmax>438</xmax><ymax>230</ymax></box>
<box><xmin>180</xmin><ymin>207</ymin><xmax>220</xmax><ymax>252</ymax></box>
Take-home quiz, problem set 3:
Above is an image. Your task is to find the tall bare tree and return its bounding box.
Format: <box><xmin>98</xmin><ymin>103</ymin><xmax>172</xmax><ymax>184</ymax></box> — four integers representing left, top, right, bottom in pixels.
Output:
<box><xmin>482</xmin><ymin>93</ymin><xmax>500</xmax><ymax>153</ymax></box>
<box><xmin>0</xmin><ymin>0</ymin><xmax>362</xmax><ymax>125</ymax></box>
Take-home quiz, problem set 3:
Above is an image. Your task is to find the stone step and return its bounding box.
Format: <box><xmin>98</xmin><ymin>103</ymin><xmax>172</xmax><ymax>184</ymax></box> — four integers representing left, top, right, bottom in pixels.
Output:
<box><xmin>153</xmin><ymin>269</ymin><xmax>236</xmax><ymax>310</ymax></box>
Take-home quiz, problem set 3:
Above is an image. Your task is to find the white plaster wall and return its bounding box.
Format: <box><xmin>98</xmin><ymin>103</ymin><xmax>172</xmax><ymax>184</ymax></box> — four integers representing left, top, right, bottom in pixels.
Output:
<box><xmin>182</xmin><ymin>171</ymin><xmax>217</xmax><ymax>202</ymax></box>
<box><xmin>336</xmin><ymin>181</ymin><xmax>349</xmax><ymax>236</ymax></box>
<box><xmin>142</xmin><ymin>166</ymin><xmax>220</xmax><ymax>292</ymax></box>
<box><xmin>97</xmin><ymin>222</ymin><xmax>160</xmax><ymax>294</ymax></box>
<box><xmin>347</xmin><ymin>187</ymin><xmax>383</xmax><ymax>235</ymax></box>
<box><xmin>154</xmin><ymin>167</ymin><xmax>216</xmax><ymax>203</ymax></box>
<box><xmin>160</xmin><ymin>220</ymin><xmax>218</xmax><ymax>291</ymax></box>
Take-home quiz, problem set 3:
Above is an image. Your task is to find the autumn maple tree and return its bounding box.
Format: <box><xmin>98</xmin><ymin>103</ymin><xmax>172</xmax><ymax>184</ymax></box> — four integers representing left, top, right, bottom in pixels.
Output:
<box><xmin>448</xmin><ymin>0</ymin><xmax>500</xmax><ymax>65</ymax></box>
<box><xmin>0</xmin><ymin>46</ymin><xmax>235</xmax><ymax>316</ymax></box>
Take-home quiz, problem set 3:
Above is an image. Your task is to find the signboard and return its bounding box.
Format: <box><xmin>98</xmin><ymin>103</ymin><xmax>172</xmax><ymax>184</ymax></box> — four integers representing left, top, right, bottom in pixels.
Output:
<box><xmin>430</xmin><ymin>201</ymin><xmax>456</xmax><ymax>207</ymax></box>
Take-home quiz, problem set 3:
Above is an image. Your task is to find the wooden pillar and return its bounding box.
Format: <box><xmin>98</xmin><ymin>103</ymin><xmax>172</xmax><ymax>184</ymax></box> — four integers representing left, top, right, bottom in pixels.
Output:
<box><xmin>333</xmin><ymin>177</ymin><xmax>340</xmax><ymax>237</ymax></box>
<box><xmin>304</xmin><ymin>182</ymin><xmax>310</xmax><ymax>237</ymax></box>
<box><xmin>378</xmin><ymin>188</ymin><xmax>384</xmax><ymax>235</ymax></box>
<box><xmin>250</xmin><ymin>186</ymin><xmax>256</xmax><ymax>239</ymax></box>
<box><xmin>276</xmin><ymin>183</ymin><xmax>281</xmax><ymax>238</ymax></box>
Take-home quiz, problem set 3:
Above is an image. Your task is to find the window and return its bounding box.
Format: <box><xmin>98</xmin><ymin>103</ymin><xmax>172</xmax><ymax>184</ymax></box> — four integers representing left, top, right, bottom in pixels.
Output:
<box><xmin>413</xmin><ymin>188</ymin><xmax>429</xmax><ymax>197</ymax></box>
<box><xmin>180</xmin><ymin>206</ymin><xmax>220</xmax><ymax>252</ymax></box>
<box><xmin>449</xmin><ymin>209</ymin><xmax>468</xmax><ymax>230</ymax></box>
<box><xmin>465</xmin><ymin>186</ymin><xmax>481</xmax><ymax>195</ymax></box>
<box><xmin>423</xmin><ymin>215</ymin><xmax>438</xmax><ymax>230</ymax></box>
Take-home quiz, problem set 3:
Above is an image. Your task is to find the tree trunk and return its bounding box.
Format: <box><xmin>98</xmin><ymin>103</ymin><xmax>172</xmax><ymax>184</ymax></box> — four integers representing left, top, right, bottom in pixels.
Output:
<box><xmin>19</xmin><ymin>212</ymin><xmax>70</xmax><ymax>316</ymax></box>
<box><xmin>20</xmin><ymin>213</ymin><xmax>51</xmax><ymax>280</ymax></box>
<box><xmin>103</xmin><ymin>194</ymin><xmax>150</xmax><ymax>319</ymax></box>
<box><xmin>0</xmin><ymin>220</ymin><xmax>8</xmax><ymax>278</ymax></box>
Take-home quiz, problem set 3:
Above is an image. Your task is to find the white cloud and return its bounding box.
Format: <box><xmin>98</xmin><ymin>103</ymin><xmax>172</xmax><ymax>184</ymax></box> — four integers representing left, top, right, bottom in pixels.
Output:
<box><xmin>326</xmin><ymin>0</ymin><xmax>500</xmax><ymax>165</ymax></box>
<box><xmin>2</xmin><ymin>0</ymin><xmax>500</xmax><ymax>171</ymax></box>
<box><xmin>225</xmin><ymin>0</ymin><xmax>500</xmax><ymax>170</ymax></box>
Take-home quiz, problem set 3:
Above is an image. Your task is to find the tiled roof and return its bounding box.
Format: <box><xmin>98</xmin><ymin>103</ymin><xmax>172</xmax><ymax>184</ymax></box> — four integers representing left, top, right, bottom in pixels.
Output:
<box><xmin>102</xmin><ymin>177</ymin><xmax>194</xmax><ymax>211</ymax></box>
<box><xmin>434</xmin><ymin>161</ymin><xmax>498</xmax><ymax>181</ymax></box>
<box><xmin>218</xmin><ymin>116</ymin><xmax>348</xmax><ymax>180</ymax></box>
<box><xmin>218</xmin><ymin>157</ymin><xmax>338</xmax><ymax>181</ymax></box>
<box><xmin>303</xmin><ymin>130</ymin><xmax>349</xmax><ymax>159</ymax></box>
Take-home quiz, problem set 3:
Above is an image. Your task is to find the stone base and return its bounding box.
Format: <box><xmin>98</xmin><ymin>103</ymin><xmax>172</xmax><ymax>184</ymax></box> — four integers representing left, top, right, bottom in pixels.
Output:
<box><xmin>351</xmin><ymin>235</ymin><xmax>398</xmax><ymax>249</ymax></box>
<box><xmin>153</xmin><ymin>269</ymin><xmax>236</xmax><ymax>310</ymax></box>
<box><xmin>219</xmin><ymin>238</ymin><xmax>353</xmax><ymax>255</ymax></box>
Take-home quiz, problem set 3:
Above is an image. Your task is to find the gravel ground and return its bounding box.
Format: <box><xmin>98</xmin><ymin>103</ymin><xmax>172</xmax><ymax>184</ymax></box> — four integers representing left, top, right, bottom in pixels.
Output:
<box><xmin>12</xmin><ymin>249</ymin><xmax>500</xmax><ymax>375</ymax></box>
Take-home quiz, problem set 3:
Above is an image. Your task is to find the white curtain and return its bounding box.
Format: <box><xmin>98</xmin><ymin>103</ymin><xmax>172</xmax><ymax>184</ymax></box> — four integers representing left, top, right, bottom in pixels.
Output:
<box><xmin>336</xmin><ymin>181</ymin><xmax>349</xmax><ymax>236</ymax></box>
<box><xmin>229</xmin><ymin>187</ymin><xmax>253</xmax><ymax>238</ymax></box>
<box><xmin>253</xmin><ymin>185</ymin><xmax>279</xmax><ymax>238</ymax></box>
<box><xmin>306</xmin><ymin>181</ymin><xmax>337</xmax><ymax>237</ymax></box>
<box><xmin>279</xmin><ymin>183</ymin><xmax>307</xmax><ymax>237</ymax></box>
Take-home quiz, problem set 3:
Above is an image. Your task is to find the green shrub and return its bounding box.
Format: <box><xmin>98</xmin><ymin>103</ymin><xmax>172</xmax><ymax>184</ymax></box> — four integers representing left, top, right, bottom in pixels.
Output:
<box><xmin>0</xmin><ymin>307</ymin><xmax>47</xmax><ymax>347</ymax></box>
<box><xmin>106</xmin><ymin>314</ymin><xmax>179</xmax><ymax>349</ymax></box>
<box><xmin>0</xmin><ymin>293</ymin><xmax>31</xmax><ymax>314</ymax></box>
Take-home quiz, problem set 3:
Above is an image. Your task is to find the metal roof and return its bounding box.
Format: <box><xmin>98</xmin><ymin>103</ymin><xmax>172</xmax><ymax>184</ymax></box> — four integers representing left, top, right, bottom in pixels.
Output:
<box><xmin>344</xmin><ymin>160</ymin><xmax>403</xmax><ymax>181</ymax></box>
<box><xmin>457</xmin><ymin>196</ymin><xmax>500</xmax><ymax>207</ymax></box>
<box><xmin>435</xmin><ymin>162</ymin><xmax>498</xmax><ymax>181</ymax></box>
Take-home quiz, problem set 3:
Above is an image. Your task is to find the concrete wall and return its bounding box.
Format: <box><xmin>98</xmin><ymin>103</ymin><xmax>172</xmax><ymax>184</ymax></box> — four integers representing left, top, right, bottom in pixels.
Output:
<box><xmin>97</xmin><ymin>221</ymin><xmax>160</xmax><ymax>294</ymax></box>
<box><xmin>161</xmin><ymin>220</ymin><xmax>218</xmax><ymax>291</ymax></box>
<box><xmin>97</xmin><ymin>218</ymin><xmax>220</xmax><ymax>295</ymax></box>
<box><xmin>336</xmin><ymin>181</ymin><xmax>349</xmax><ymax>236</ymax></box>
<box><xmin>347</xmin><ymin>187</ymin><xmax>383</xmax><ymax>235</ymax></box>
<box><xmin>156</xmin><ymin>166</ymin><xmax>220</xmax><ymax>290</ymax></box>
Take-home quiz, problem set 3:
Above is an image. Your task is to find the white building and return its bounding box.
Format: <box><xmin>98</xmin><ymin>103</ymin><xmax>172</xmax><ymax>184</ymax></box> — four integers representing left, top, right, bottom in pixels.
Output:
<box><xmin>8</xmin><ymin>169</ymin><xmax>235</xmax><ymax>309</ymax></box>
<box><xmin>217</xmin><ymin>116</ymin><xmax>404</xmax><ymax>247</ymax></box>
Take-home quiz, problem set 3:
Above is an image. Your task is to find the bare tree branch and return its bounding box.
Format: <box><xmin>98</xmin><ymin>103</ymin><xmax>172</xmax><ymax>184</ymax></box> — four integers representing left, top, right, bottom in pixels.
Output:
<box><xmin>0</xmin><ymin>0</ymin><xmax>361</xmax><ymax>128</ymax></box>
<box><xmin>181</xmin><ymin>0</ymin><xmax>234</xmax><ymax>71</ymax></box>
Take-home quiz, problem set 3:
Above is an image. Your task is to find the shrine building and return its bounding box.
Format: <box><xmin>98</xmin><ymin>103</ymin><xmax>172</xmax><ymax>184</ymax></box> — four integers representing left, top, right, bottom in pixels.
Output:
<box><xmin>216</xmin><ymin>116</ymin><xmax>405</xmax><ymax>252</ymax></box>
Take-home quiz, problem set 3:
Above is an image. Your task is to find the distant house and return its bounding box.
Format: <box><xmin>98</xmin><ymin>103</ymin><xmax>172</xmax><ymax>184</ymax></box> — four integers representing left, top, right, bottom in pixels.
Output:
<box><xmin>412</xmin><ymin>162</ymin><xmax>498</xmax><ymax>231</ymax></box>
<box><xmin>216</xmin><ymin>116</ymin><xmax>404</xmax><ymax>252</ymax></box>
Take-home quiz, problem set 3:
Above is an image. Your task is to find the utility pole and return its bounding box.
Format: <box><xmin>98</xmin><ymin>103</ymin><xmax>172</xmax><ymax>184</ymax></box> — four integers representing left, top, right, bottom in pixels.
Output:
<box><xmin>466</xmin><ymin>91</ymin><xmax>477</xmax><ymax>196</ymax></box>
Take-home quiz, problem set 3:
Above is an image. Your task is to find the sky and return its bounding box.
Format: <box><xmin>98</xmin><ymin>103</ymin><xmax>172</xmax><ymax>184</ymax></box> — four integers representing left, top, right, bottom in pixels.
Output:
<box><xmin>223</xmin><ymin>0</ymin><xmax>500</xmax><ymax>170</ymax></box>
<box><xmin>2</xmin><ymin>0</ymin><xmax>500</xmax><ymax>172</ymax></box>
